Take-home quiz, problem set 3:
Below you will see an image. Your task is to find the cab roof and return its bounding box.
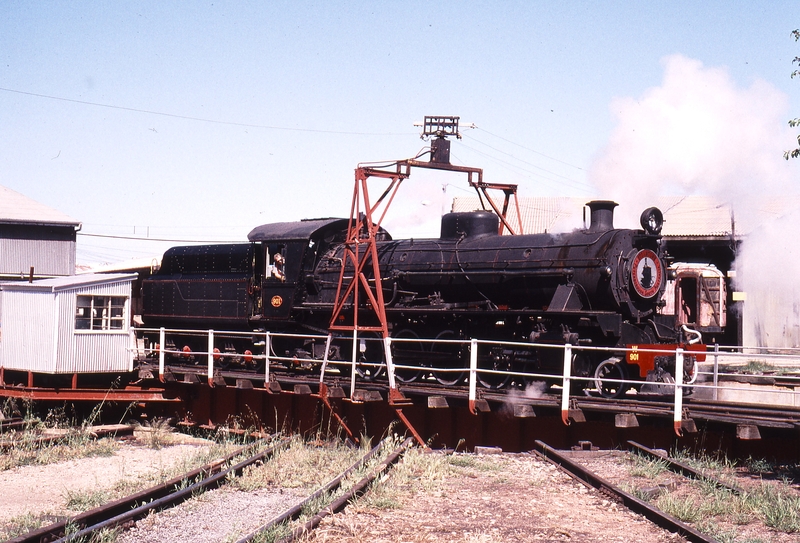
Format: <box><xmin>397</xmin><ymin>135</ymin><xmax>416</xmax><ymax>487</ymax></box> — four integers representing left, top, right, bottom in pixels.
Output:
<box><xmin>248</xmin><ymin>218</ymin><xmax>391</xmax><ymax>242</ymax></box>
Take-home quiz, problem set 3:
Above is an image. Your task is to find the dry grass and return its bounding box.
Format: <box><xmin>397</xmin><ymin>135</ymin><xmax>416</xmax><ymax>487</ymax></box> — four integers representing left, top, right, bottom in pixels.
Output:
<box><xmin>624</xmin><ymin>449</ymin><xmax>800</xmax><ymax>541</ymax></box>
<box><xmin>233</xmin><ymin>434</ymin><xmax>369</xmax><ymax>492</ymax></box>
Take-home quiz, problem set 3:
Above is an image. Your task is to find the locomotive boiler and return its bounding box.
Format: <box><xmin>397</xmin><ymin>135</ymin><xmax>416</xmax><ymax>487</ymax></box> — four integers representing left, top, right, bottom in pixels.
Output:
<box><xmin>141</xmin><ymin>200</ymin><xmax>697</xmax><ymax>396</ymax></box>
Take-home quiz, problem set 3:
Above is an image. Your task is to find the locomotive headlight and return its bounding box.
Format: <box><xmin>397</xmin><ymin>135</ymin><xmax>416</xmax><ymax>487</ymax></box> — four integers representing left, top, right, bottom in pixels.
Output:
<box><xmin>640</xmin><ymin>207</ymin><xmax>664</xmax><ymax>235</ymax></box>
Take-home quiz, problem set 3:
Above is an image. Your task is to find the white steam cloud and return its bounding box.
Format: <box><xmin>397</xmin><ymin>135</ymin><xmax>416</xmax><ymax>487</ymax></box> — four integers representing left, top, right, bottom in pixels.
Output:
<box><xmin>590</xmin><ymin>54</ymin><xmax>800</xmax><ymax>348</ymax></box>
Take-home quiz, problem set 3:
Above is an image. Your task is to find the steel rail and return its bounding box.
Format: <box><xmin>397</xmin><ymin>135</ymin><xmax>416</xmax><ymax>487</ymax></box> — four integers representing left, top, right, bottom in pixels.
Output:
<box><xmin>533</xmin><ymin>440</ymin><xmax>720</xmax><ymax>543</ymax></box>
<box><xmin>10</xmin><ymin>436</ymin><xmax>287</xmax><ymax>543</ymax></box>
<box><xmin>0</xmin><ymin>424</ymin><xmax>135</xmax><ymax>452</ymax></box>
<box><xmin>0</xmin><ymin>417</ymin><xmax>26</xmax><ymax>433</ymax></box>
<box><xmin>52</xmin><ymin>437</ymin><xmax>292</xmax><ymax>543</ymax></box>
<box><xmin>236</xmin><ymin>436</ymin><xmax>394</xmax><ymax>542</ymax></box>
<box><xmin>277</xmin><ymin>437</ymin><xmax>414</xmax><ymax>542</ymax></box>
<box><xmin>627</xmin><ymin>441</ymin><xmax>743</xmax><ymax>495</ymax></box>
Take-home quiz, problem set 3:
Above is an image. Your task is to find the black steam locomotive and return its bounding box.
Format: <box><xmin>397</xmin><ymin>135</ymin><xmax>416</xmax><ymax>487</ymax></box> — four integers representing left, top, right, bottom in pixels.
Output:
<box><xmin>141</xmin><ymin>201</ymin><xmax>699</xmax><ymax>396</ymax></box>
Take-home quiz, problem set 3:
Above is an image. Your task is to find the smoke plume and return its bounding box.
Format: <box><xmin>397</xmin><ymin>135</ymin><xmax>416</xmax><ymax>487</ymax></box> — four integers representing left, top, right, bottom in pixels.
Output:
<box><xmin>590</xmin><ymin>54</ymin><xmax>800</xmax><ymax>348</ymax></box>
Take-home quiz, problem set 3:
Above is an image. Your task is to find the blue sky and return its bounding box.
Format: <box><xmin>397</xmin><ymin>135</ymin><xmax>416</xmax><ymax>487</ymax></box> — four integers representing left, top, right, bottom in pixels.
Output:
<box><xmin>2</xmin><ymin>2</ymin><xmax>799</xmax><ymax>265</ymax></box>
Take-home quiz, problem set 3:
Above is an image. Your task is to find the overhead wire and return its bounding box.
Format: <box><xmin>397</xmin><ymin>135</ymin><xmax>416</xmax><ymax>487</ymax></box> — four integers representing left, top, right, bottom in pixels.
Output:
<box><xmin>455</xmin><ymin>142</ymin><xmax>595</xmax><ymax>195</ymax></box>
<box><xmin>79</xmin><ymin>232</ymin><xmax>241</xmax><ymax>243</ymax></box>
<box><xmin>474</xmin><ymin>126</ymin><xmax>585</xmax><ymax>171</ymax></box>
<box><xmin>0</xmin><ymin>86</ymin><xmax>416</xmax><ymax>137</ymax></box>
<box><xmin>7</xmin><ymin>83</ymin><xmax>603</xmax><ymax>239</ymax></box>
<box><xmin>462</xmin><ymin>132</ymin><xmax>592</xmax><ymax>186</ymax></box>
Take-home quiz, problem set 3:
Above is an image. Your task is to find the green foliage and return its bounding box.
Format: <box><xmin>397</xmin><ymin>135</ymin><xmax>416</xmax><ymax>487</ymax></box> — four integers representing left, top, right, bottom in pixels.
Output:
<box><xmin>64</xmin><ymin>488</ymin><xmax>110</xmax><ymax>512</ymax></box>
<box><xmin>752</xmin><ymin>482</ymin><xmax>800</xmax><ymax>532</ymax></box>
<box><xmin>0</xmin><ymin>512</ymin><xmax>49</xmax><ymax>540</ymax></box>
<box><xmin>787</xmin><ymin>29</ymin><xmax>800</xmax><ymax>160</ymax></box>
<box><xmin>628</xmin><ymin>451</ymin><xmax>669</xmax><ymax>479</ymax></box>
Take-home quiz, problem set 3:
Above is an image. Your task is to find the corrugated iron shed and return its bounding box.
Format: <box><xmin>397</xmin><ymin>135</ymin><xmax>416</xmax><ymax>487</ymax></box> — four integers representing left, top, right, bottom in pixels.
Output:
<box><xmin>0</xmin><ymin>185</ymin><xmax>81</xmax><ymax>278</ymax></box>
<box><xmin>0</xmin><ymin>273</ymin><xmax>137</xmax><ymax>374</ymax></box>
<box><xmin>0</xmin><ymin>185</ymin><xmax>81</xmax><ymax>227</ymax></box>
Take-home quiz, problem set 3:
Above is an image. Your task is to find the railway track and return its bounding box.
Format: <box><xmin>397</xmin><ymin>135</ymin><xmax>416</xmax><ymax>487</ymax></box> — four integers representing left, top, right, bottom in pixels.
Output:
<box><xmin>9</xmin><ymin>436</ymin><xmax>290</xmax><ymax>543</ymax></box>
<box><xmin>236</xmin><ymin>437</ymin><xmax>413</xmax><ymax>542</ymax></box>
<box><xmin>9</xmin><ymin>435</ymin><xmax>413</xmax><ymax>543</ymax></box>
<box><xmin>0</xmin><ymin>417</ymin><xmax>26</xmax><ymax>433</ymax></box>
<box><xmin>533</xmin><ymin>440</ymin><xmax>722</xmax><ymax>543</ymax></box>
<box><xmin>0</xmin><ymin>424</ymin><xmax>135</xmax><ymax>451</ymax></box>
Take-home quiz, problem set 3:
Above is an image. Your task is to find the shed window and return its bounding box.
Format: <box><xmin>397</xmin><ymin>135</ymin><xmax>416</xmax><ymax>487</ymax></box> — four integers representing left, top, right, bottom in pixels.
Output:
<box><xmin>75</xmin><ymin>296</ymin><xmax>127</xmax><ymax>331</ymax></box>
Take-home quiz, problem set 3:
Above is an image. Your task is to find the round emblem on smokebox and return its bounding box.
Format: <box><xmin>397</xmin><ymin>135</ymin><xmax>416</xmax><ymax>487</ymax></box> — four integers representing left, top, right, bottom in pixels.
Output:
<box><xmin>630</xmin><ymin>249</ymin><xmax>662</xmax><ymax>299</ymax></box>
<box><xmin>271</xmin><ymin>295</ymin><xmax>283</xmax><ymax>308</ymax></box>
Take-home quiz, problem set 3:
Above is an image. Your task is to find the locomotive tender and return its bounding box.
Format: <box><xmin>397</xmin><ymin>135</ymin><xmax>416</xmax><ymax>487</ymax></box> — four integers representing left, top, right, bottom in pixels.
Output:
<box><xmin>141</xmin><ymin>200</ymin><xmax>699</xmax><ymax>396</ymax></box>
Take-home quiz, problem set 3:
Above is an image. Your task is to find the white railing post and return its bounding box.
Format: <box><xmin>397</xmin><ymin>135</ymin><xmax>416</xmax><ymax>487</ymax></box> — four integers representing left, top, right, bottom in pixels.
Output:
<box><xmin>350</xmin><ymin>329</ymin><xmax>357</xmax><ymax>397</ymax></box>
<box><xmin>319</xmin><ymin>333</ymin><xmax>333</xmax><ymax>383</ymax></box>
<box><xmin>207</xmin><ymin>329</ymin><xmax>215</xmax><ymax>386</ymax></box>
<box><xmin>468</xmin><ymin>338</ymin><xmax>478</xmax><ymax>413</ymax></box>
<box><xmin>158</xmin><ymin>327</ymin><xmax>166</xmax><ymax>382</ymax></box>
<box><xmin>385</xmin><ymin>336</ymin><xmax>396</xmax><ymax>389</ymax></box>
<box><xmin>561</xmin><ymin>344</ymin><xmax>572</xmax><ymax>425</ymax></box>
<box><xmin>264</xmin><ymin>331</ymin><xmax>271</xmax><ymax>384</ymax></box>
<box><xmin>713</xmin><ymin>343</ymin><xmax>719</xmax><ymax>401</ymax></box>
<box><xmin>673</xmin><ymin>347</ymin><xmax>684</xmax><ymax>436</ymax></box>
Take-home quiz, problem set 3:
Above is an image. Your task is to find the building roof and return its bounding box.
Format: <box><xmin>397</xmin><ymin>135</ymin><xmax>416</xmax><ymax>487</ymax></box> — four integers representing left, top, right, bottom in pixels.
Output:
<box><xmin>451</xmin><ymin>195</ymin><xmax>800</xmax><ymax>239</ymax></box>
<box><xmin>0</xmin><ymin>185</ymin><xmax>81</xmax><ymax>227</ymax></box>
<box><xmin>0</xmin><ymin>273</ymin><xmax>137</xmax><ymax>293</ymax></box>
<box><xmin>451</xmin><ymin>196</ymin><xmax>581</xmax><ymax>234</ymax></box>
<box><xmin>76</xmin><ymin>257</ymin><xmax>162</xmax><ymax>275</ymax></box>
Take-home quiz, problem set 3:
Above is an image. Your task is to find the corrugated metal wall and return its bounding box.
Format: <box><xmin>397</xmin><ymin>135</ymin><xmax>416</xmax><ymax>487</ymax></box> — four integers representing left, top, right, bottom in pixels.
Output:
<box><xmin>0</xmin><ymin>279</ymin><xmax>133</xmax><ymax>373</ymax></box>
<box><xmin>0</xmin><ymin>290</ymin><xmax>56</xmax><ymax>371</ymax></box>
<box><xmin>56</xmin><ymin>281</ymin><xmax>133</xmax><ymax>373</ymax></box>
<box><xmin>0</xmin><ymin>238</ymin><xmax>75</xmax><ymax>276</ymax></box>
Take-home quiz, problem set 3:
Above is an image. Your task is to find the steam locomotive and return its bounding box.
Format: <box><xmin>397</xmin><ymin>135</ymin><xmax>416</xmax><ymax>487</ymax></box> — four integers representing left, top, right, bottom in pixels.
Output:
<box><xmin>141</xmin><ymin>201</ymin><xmax>702</xmax><ymax>396</ymax></box>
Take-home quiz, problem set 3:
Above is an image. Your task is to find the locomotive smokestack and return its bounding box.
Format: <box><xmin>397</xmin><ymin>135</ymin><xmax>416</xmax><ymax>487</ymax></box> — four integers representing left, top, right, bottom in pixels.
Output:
<box><xmin>586</xmin><ymin>201</ymin><xmax>618</xmax><ymax>232</ymax></box>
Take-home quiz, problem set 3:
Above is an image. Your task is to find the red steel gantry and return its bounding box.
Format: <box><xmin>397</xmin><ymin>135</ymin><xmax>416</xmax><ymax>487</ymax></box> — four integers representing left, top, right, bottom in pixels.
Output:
<box><xmin>325</xmin><ymin>117</ymin><xmax>522</xmax><ymax>444</ymax></box>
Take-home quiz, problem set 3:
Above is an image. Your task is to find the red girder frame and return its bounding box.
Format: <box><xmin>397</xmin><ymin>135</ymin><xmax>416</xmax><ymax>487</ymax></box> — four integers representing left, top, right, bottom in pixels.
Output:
<box><xmin>328</xmin><ymin>166</ymin><xmax>407</xmax><ymax>338</ymax></box>
<box><xmin>325</xmin><ymin>159</ymin><xmax>521</xmax><ymax>446</ymax></box>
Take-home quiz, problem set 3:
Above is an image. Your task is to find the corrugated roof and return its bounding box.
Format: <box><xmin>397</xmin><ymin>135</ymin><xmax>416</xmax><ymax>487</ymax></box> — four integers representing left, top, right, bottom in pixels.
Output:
<box><xmin>652</xmin><ymin>196</ymin><xmax>734</xmax><ymax>237</ymax></box>
<box><xmin>0</xmin><ymin>272</ymin><xmax>137</xmax><ymax>293</ymax></box>
<box><xmin>0</xmin><ymin>185</ymin><xmax>81</xmax><ymax>227</ymax></box>
<box><xmin>452</xmin><ymin>196</ymin><xmax>586</xmax><ymax>234</ymax></box>
<box><xmin>452</xmin><ymin>195</ymin><xmax>800</xmax><ymax>239</ymax></box>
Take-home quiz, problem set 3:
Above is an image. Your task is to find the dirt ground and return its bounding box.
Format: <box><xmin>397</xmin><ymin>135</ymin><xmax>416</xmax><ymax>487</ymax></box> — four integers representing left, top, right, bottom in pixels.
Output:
<box><xmin>0</xmin><ymin>429</ymin><xmax>213</xmax><ymax>533</ymax></box>
<box><xmin>3</xmin><ymin>434</ymin><xmax>797</xmax><ymax>543</ymax></box>
<box><xmin>309</xmin><ymin>451</ymin><xmax>688</xmax><ymax>543</ymax></box>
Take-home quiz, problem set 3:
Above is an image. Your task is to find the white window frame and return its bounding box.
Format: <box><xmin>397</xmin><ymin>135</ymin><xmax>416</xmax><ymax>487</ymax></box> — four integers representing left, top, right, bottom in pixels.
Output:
<box><xmin>75</xmin><ymin>295</ymin><xmax>128</xmax><ymax>332</ymax></box>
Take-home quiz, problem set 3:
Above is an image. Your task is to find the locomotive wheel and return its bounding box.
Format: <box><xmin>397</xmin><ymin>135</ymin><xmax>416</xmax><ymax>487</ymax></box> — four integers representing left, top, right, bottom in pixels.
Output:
<box><xmin>391</xmin><ymin>329</ymin><xmax>425</xmax><ymax>384</ymax></box>
<box><xmin>354</xmin><ymin>332</ymin><xmax>386</xmax><ymax>381</ymax></box>
<box><xmin>477</xmin><ymin>348</ymin><xmax>513</xmax><ymax>390</ymax></box>
<box><xmin>325</xmin><ymin>338</ymin><xmax>352</xmax><ymax>377</ymax></box>
<box><xmin>594</xmin><ymin>357</ymin><xmax>628</xmax><ymax>398</ymax></box>
<box><xmin>431</xmin><ymin>330</ymin><xmax>467</xmax><ymax>386</ymax></box>
<box><xmin>570</xmin><ymin>352</ymin><xmax>594</xmax><ymax>393</ymax></box>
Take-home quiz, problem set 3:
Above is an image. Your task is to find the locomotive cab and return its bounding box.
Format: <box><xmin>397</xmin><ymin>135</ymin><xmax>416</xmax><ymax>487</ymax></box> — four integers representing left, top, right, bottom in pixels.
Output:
<box><xmin>257</xmin><ymin>240</ymin><xmax>306</xmax><ymax>320</ymax></box>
